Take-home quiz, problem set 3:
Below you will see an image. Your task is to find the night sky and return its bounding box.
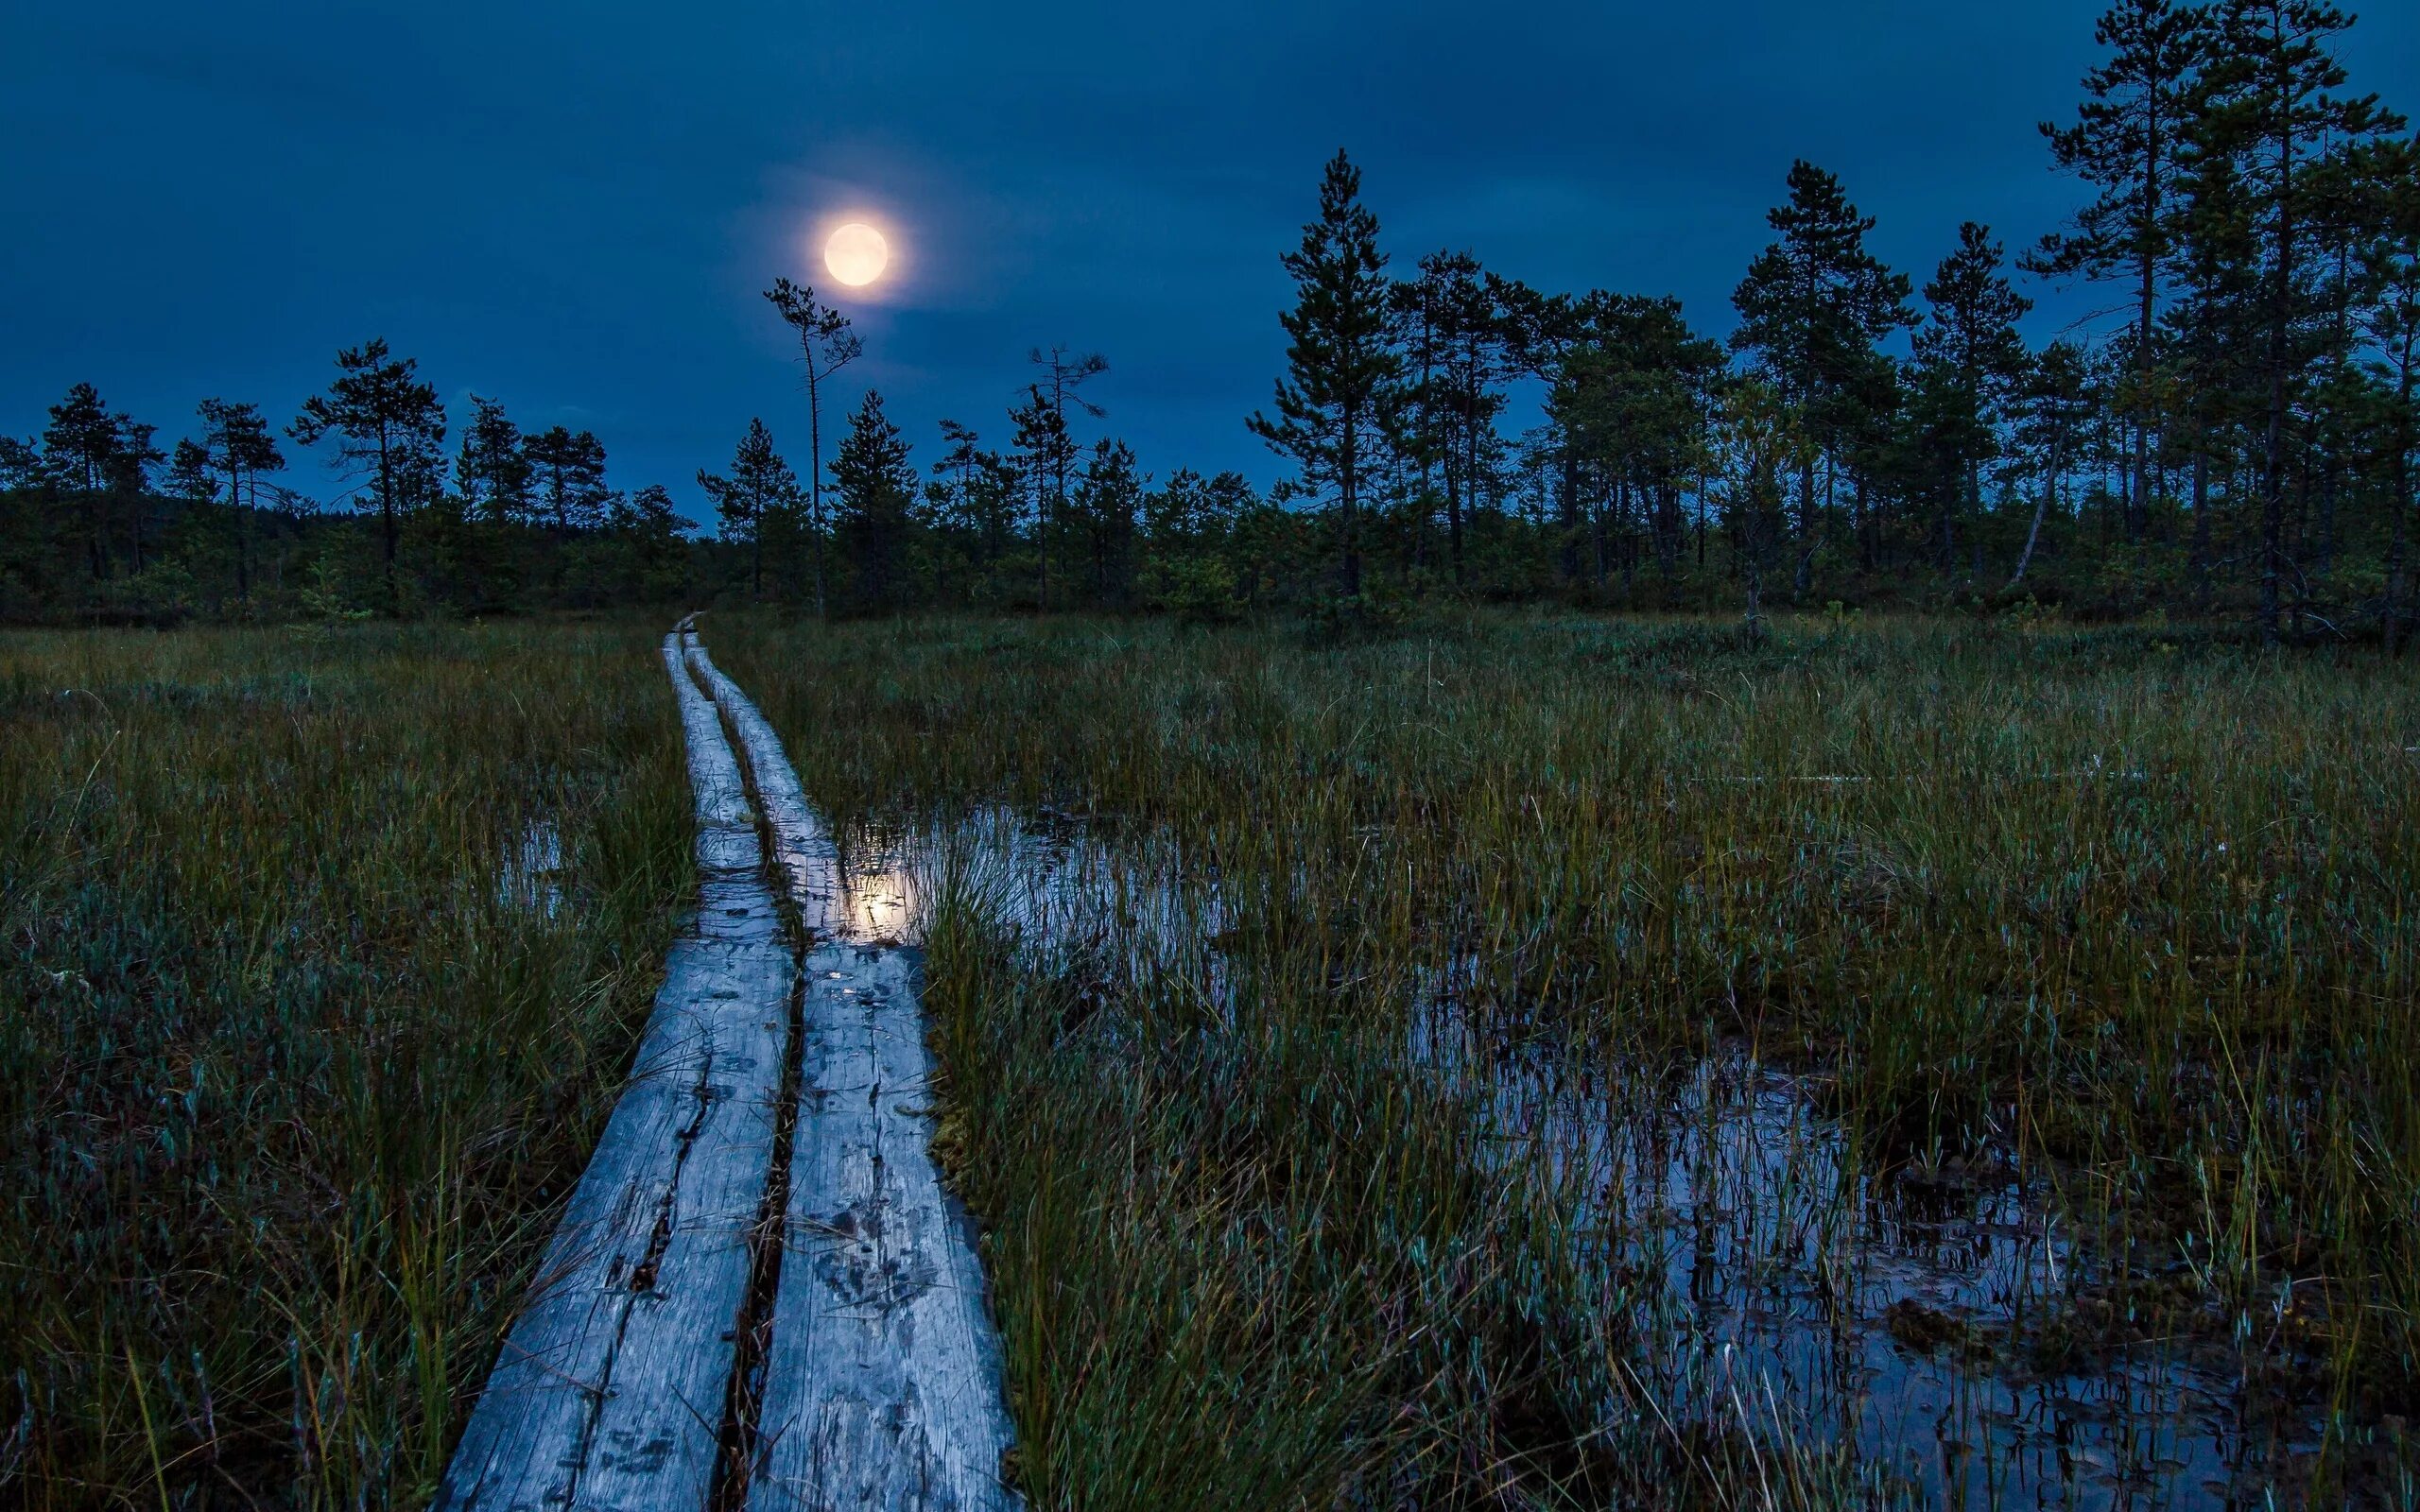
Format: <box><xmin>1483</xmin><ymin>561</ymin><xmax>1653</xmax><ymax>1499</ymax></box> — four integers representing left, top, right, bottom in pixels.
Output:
<box><xmin>6</xmin><ymin>2</ymin><xmax>2411</xmax><ymax>521</ymax></box>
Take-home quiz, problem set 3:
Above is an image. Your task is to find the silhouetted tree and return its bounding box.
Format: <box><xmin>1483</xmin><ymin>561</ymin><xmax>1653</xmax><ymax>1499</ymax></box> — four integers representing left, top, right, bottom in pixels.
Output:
<box><xmin>1397</xmin><ymin>251</ymin><xmax>1510</xmax><ymax>587</ymax></box>
<box><xmin>290</xmin><ymin>338</ymin><xmax>446</xmax><ymax>611</ymax></box>
<box><xmin>765</xmin><ymin>278</ymin><xmax>863</xmax><ymax>618</ymax></box>
<box><xmin>698</xmin><ymin>418</ymin><xmax>799</xmax><ymax>597</ymax></box>
<box><xmin>1011</xmin><ymin>384</ymin><xmax>1072</xmax><ymax>610</ymax></box>
<box><xmin>1732</xmin><ymin>162</ymin><xmax>1915</xmax><ymax>596</ymax></box>
<box><xmin>1253</xmin><ymin>149</ymin><xmax>1401</xmax><ymax>599</ymax></box>
<box><xmin>199</xmin><ymin>399</ymin><xmax>285</xmax><ymax>599</ymax></box>
<box><xmin>932</xmin><ymin>419</ymin><xmax>994</xmax><ymax>566</ymax></box>
<box><xmin>2193</xmin><ymin>0</ymin><xmax>2403</xmax><ymax>639</ymax></box>
<box><xmin>42</xmin><ymin>384</ymin><xmax>139</xmax><ymax>581</ymax></box>
<box><xmin>1552</xmin><ymin>293</ymin><xmax>1725</xmax><ymax>584</ymax></box>
<box><xmin>1915</xmin><ymin>222</ymin><xmax>2033</xmax><ymax>575</ymax></box>
<box><xmin>831</xmin><ymin>390</ymin><xmax>915</xmax><ymax>612</ymax></box>
<box><xmin>1075</xmin><ymin>438</ymin><xmax>1142</xmax><ymax>605</ymax></box>
<box><xmin>1713</xmin><ymin>376</ymin><xmax>1811</xmax><ymax>634</ymax></box>
<box><xmin>607</xmin><ymin>482</ymin><xmax>694</xmax><ymax>602</ymax></box>
<box><xmin>524</xmin><ymin>425</ymin><xmax>610</xmax><ymax>532</ymax></box>
<box><xmin>456</xmin><ymin>395</ymin><xmax>531</xmax><ymax>525</ymax></box>
<box><xmin>2365</xmin><ymin>137</ymin><xmax>2420</xmax><ymax>650</ymax></box>
<box><xmin>2031</xmin><ymin>0</ymin><xmax>2212</xmax><ymax>541</ymax></box>
<box><xmin>2008</xmin><ymin>340</ymin><xmax>2096</xmax><ymax>587</ymax></box>
<box><xmin>167</xmin><ymin>439</ymin><xmax>213</xmax><ymax>505</ymax></box>
<box><xmin>1024</xmin><ymin>346</ymin><xmax>1109</xmax><ymax>611</ymax></box>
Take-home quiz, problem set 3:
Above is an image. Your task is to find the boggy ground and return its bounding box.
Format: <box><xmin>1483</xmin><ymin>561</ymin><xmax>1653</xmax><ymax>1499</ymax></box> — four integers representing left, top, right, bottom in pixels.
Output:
<box><xmin>0</xmin><ymin>622</ymin><xmax>692</xmax><ymax>1508</ymax></box>
<box><xmin>714</xmin><ymin>609</ymin><xmax>2420</xmax><ymax>1509</ymax></box>
<box><xmin>5</xmin><ymin>610</ymin><xmax>2413</xmax><ymax>1509</ymax></box>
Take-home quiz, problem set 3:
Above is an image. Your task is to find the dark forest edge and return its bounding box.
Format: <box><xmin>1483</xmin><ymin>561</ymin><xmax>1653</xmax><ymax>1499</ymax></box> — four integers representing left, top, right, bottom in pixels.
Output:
<box><xmin>5</xmin><ymin>0</ymin><xmax>2413</xmax><ymax>648</ymax></box>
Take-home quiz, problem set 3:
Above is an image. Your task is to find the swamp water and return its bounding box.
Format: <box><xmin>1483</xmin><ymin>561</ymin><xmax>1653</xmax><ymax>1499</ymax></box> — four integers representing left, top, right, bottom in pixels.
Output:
<box><xmin>801</xmin><ymin>805</ymin><xmax>2353</xmax><ymax>1510</ymax></box>
<box><xmin>495</xmin><ymin>817</ymin><xmax>565</xmax><ymax>917</ymax></box>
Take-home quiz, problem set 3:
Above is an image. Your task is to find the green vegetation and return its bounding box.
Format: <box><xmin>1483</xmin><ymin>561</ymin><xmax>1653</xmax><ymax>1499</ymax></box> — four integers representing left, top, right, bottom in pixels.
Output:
<box><xmin>0</xmin><ymin>622</ymin><xmax>689</xmax><ymax>1506</ymax></box>
<box><xmin>9</xmin><ymin>0</ymin><xmax>2414</xmax><ymax>1505</ymax></box>
<box><xmin>716</xmin><ymin>609</ymin><xmax>2420</xmax><ymax>1506</ymax></box>
<box><xmin>7</xmin><ymin>608</ymin><xmax>2413</xmax><ymax>1507</ymax></box>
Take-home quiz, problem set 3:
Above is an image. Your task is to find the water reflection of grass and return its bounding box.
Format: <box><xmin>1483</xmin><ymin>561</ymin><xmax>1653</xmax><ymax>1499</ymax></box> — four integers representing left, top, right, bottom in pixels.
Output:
<box><xmin>0</xmin><ymin>622</ymin><xmax>691</xmax><ymax>1506</ymax></box>
<box><xmin>721</xmin><ymin>610</ymin><xmax>2420</xmax><ymax>1507</ymax></box>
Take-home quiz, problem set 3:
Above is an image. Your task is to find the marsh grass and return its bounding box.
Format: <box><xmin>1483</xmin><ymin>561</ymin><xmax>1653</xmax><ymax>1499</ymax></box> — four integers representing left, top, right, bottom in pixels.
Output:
<box><xmin>0</xmin><ymin>621</ymin><xmax>690</xmax><ymax>1508</ymax></box>
<box><xmin>717</xmin><ymin>609</ymin><xmax>2420</xmax><ymax>1506</ymax></box>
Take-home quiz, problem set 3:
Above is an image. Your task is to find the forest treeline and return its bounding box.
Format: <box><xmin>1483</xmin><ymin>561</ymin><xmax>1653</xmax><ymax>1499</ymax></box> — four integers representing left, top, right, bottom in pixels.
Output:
<box><xmin>3</xmin><ymin>0</ymin><xmax>2412</xmax><ymax>643</ymax></box>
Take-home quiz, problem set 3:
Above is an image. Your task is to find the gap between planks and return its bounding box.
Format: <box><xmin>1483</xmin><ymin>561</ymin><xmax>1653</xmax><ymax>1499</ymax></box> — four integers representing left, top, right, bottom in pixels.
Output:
<box><xmin>440</xmin><ymin>625</ymin><xmax>1021</xmax><ymax>1512</ymax></box>
<box><xmin>438</xmin><ymin>632</ymin><xmax>790</xmax><ymax>1512</ymax></box>
<box><xmin>686</xmin><ymin>633</ymin><xmax>1022</xmax><ymax>1512</ymax></box>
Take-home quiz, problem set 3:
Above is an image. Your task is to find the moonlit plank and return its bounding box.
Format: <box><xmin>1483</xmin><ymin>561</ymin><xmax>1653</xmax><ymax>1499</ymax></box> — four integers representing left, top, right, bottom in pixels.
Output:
<box><xmin>682</xmin><ymin>638</ymin><xmax>848</xmax><ymax>941</ymax></box>
<box><xmin>437</xmin><ymin>634</ymin><xmax>792</xmax><ymax>1512</ymax></box>
<box><xmin>749</xmin><ymin>944</ymin><xmax>1021</xmax><ymax>1511</ymax></box>
<box><xmin>684</xmin><ymin>639</ymin><xmax>1023</xmax><ymax>1512</ymax></box>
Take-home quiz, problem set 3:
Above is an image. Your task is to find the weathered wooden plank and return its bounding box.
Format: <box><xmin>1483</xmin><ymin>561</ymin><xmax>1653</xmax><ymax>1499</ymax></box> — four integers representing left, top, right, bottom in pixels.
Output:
<box><xmin>749</xmin><ymin>944</ymin><xmax>1021</xmax><ymax>1511</ymax></box>
<box><xmin>683</xmin><ymin>639</ymin><xmax>1023</xmax><ymax>1512</ymax></box>
<box><xmin>571</xmin><ymin>934</ymin><xmax>787</xmax><ymax>1512</ymax></box>
<box><xmin>438</xmin><ymin>635</ymin><xmax>794</xmax><ymax>1512</ymax></box>
<box><xmin>681</xmin><ymin>639</ymin><xmax>848</xmax><ymax>942</ymax></box>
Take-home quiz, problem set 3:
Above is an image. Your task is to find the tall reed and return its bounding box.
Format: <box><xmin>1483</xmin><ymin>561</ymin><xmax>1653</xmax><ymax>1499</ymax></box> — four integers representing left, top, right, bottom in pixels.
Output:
<box><xmin>0</xmin><ymin>621</ymin><xmax>691</xmax><ymax>1508</ymax></box>
<box><xmin>719</xmin><ymin>609</ymin><xmax>2419</xmax><ymax>1504</ymax></box>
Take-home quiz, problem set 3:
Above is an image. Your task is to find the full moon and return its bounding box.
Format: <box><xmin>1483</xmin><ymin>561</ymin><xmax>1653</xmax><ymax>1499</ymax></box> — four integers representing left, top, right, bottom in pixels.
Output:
<box><xmin>824</xmin><ymin>223</ymin><xmax>890</xmax><ymax>287</ymax></box>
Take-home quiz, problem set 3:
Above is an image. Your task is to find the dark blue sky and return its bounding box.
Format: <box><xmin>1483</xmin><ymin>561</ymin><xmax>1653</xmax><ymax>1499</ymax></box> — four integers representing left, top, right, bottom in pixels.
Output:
<box><xmin>5</xmin><ymin>2</ymin><xmax>2411</xmax><ymax>520</ymax></box>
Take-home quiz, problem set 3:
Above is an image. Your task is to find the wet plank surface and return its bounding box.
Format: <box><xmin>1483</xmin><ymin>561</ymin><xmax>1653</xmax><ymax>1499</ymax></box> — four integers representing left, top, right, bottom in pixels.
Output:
<box><xmin>441</xmin><ymin>628</ymin><xmax>1018</xmax><ymax>1512</ymax></box>
<box><xmin>437</xmin><ymin>635</ymin><xmax>792</xmax><ymax>1511</ymax></box>
<box><xmin>748</xmin><ymin>943</ymin><xmax>1019</xmax><ymax>1511</ymax></box>
<box><xmin>686</xmin><ymin>640</ymin><xmax>1022</xmax><ymax>1512</ymax></box>
<box><xmin>680</xmin><ymin>641</ymin><xmax>846</xmax><ymax>940</ymax></box>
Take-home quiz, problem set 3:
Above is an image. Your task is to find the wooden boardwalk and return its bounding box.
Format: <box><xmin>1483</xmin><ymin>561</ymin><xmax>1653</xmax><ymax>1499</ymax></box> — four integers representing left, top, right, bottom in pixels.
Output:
<box><xmin>437</xmin><ymin>627</ymin><xmax>1018</xmax><ymax>1512</ymax></box>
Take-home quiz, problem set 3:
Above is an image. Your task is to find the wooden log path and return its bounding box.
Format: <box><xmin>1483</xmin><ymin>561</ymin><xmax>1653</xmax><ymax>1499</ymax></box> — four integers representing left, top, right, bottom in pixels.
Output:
<box><xmin>438</xmin><ymin>625</ymin><xmax>1019</xmax><ymax>1511</ymax></box>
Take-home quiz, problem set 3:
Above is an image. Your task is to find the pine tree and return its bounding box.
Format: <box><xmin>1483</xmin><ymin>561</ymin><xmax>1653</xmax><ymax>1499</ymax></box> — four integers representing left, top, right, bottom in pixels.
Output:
<box><xmin>2363</xmin><ymin>137</ymin><xmax>2420</xmax><ymax>650</ymax></box>
<box><xmin>1915</xmin><ymin>222</ymin><xmax>2034</xmax><ymax>575</ymax></box>
<box><xmin>1386</xmin><ymin>270</ymin><xmax>1447</xmax><ymax>574</ymax></box>
<box><xmin>1076</xmin><ymin>438</ymin><xmax>1142</xmax><ymax>605</ymax></box>
<box><xmin>1731</xmin><ymin>162</ymin><xmax>1914</xmax><ymax>595</ymax></box>
<box><xmin>697</xmin><ymin>418</ymin><xmax>800</xmax><ymax>598</ymax></box>
<box><xmin>0</xmin><ymin>437</ymin><xmax>34</xmax><ymax>492</ymax></box>
<box><xmin>1552</xmin><ymin>293</ymin><xmax>1726</xmax><ymax>581</ymax></box>
<box><xmin>524</xmin><ymin>425</ymin><xmax>610</xmax><ymax>532</ymax></box>
<box><xmin>111</xmin><ymin>420</ymin><xmax>164</xmax><ymax>576</ymax></box>
<box><xmin>455</xmin><ymin>395</ymin><xmax>531</xmax><ymax>525</ymax></box>
<box><xmin>1398</xmin><ymin>250</ymin><xmax>1508</xmax><ymax>587</ymax></box>
<box><xmin>2008</xmin><ymin>341</ymin><xmax>2097</xmax><ymax>587</ymax></box>
<box><xmin>764</xmin><ymin>278</ymin><xmax>863</xmax><ymax>619</ymax></box>
<box><xmin>198</xmin><ymin>399</ymin><xmax>284</xmax><ymax>600</ymax></box>
<box><xmin>2031</xmin><ymin>0</ymin><xmax>2211</xmax><ymax>541</ymax></box>
<box><xmin>41</xmin><ymin>384</ymin><xmax>131</xmax><ymax>581</ymax></box>
<box><xmin>0</xmin><ymin>437</ymin><xmax>42</xmax><ymax>604</ymax></box>
<box><xmin>39</xmin><ymin>386</ymin><xmax>159</xmax><ymax>581</ymax></box>
<box><xmin>1011</xmin><ymin>384</ymin><xmax>1072</xmax><ymax>610</ymax></box>
<box><xmin>1025</xmin><ymin>346</ymin><xmax>1109</xmax><ymax>610</ymax></box>
<box><xmin>2194</xmin><ymin>0</ymin><xmax>2403</xmax><ymax>639</ymax></box>
<box><xmin>289</xmin><ymin>338</ymin><xmax>446</xmax><ymax>612</ymax></box>
<box><xmin>933</xmin><ymin>420</ymin><xmax>993</xmax><ymax>565</ymax></box>
<box><xmin>612</xmin><ymin>483</ymin><xmax>694</xmax><ymax>602</ymax></box>
<box><xmin>1713</xmin><ymin>376</ymin><xmax>1813</xmax><ymax>634</ymax></box>
<box><xmin>167</xmin><ymin>438</ymin><xmax>214</xmax><ymax>505</ymax></box>
<box><xmin>830</xmin><ymin>391</ymin><xmax>915</xmax><ymax>612</ymax></box>
<box><xmin>1252</xmin><ymin>149</ymin><xmax>1401</xmax><ymax>599</ymax></box>
<box><xmin>2169</xmin><ymin>119</ymin><xmax>2264</xmax><ymax>609</ymax></box>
